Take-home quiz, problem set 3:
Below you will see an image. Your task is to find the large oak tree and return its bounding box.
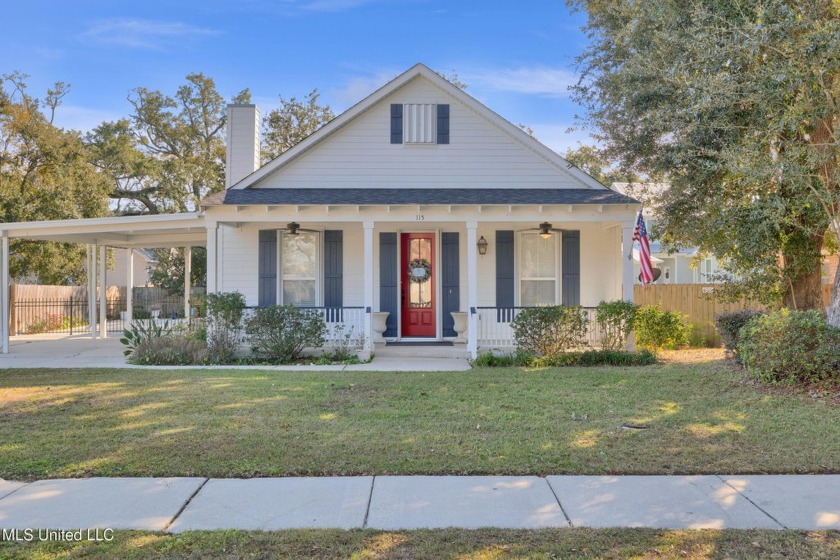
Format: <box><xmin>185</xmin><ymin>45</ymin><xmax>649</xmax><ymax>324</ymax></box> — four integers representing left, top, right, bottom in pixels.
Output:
<box><xmin>570</xmin><ymin>0</ymin><xmax>840</xmax><ymax>325</ymax></box>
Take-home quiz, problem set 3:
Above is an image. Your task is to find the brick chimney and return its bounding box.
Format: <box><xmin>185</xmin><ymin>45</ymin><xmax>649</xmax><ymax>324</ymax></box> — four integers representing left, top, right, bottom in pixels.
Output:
<box><xmin>225</xmin><ymin>104</ymin><xmax>260</xmax><ymax>189</ymax></box>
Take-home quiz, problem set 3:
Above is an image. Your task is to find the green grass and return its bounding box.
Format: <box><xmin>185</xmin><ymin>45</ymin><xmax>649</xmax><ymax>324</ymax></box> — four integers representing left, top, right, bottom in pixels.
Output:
<box><xmin>2</xmin><ymin>528</ymin><xmax>839</xmax><ymax>559</ymax></box>
<box><xmin>1</xmin><ymin>350</ymin><xmax>839</xmax><ymax>479</ymax></box>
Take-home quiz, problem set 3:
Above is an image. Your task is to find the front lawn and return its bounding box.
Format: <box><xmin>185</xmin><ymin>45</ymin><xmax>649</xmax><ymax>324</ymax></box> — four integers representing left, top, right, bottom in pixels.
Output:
<box><xmin>1</xmin><ymin>350</ymin><xmax>838</xmax><ymax>479</ymax></box>
<box><xmin>2</xmin><ymin>528</ymin><xmax>839</xmax><ymax>559</ymax></box>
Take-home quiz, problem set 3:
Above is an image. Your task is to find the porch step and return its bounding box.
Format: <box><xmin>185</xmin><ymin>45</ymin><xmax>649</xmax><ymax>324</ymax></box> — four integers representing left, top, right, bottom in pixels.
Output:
<box><xmin>375</xmin><ymin>343</ymin><xmax>469</xmax><ymax>359</ymax></box>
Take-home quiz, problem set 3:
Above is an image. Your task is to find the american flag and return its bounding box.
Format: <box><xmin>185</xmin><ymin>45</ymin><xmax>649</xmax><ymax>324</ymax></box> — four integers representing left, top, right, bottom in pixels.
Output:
<box><xmin>633</xmin><ymin>211</ymin><xmax>654</xmax><ymax>286</ymax></box>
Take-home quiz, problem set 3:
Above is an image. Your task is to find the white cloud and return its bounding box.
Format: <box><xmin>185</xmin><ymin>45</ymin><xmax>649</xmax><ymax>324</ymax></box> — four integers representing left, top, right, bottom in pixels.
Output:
<box><xmin>463</xmin><ymin>66</ymin><xmax>577</xmax><ymax>97</ymax></box>
<box><xmin>327</xmin><ymin>70</ymin><xmax>398</xmax><ymax>111</ymax></box>
<box><xmin>80</xmin><ymin>19</ymin><xmax>219</xmax><ymax>50</ymax></box>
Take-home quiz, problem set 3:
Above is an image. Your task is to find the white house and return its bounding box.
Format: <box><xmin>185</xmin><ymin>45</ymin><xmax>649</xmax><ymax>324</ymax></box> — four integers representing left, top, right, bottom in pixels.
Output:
<box><xmin>0</xmin><ymin>64</ymin><xmax>640</xmax><ymax>358</ymax></box>
<box><xmin>201</xmin><ymin>64</ymin><xmax>639</xmax><ymax>355</ymax></box>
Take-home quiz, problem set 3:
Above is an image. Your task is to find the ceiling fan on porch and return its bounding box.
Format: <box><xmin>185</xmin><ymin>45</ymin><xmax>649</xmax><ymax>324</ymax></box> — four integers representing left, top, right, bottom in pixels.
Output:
<box><xmin>516</xmin><ymin>222</ymin><xmax>565</xmax><ymax>239</ymax></box>
<box><xmin>283</xmin><ymin>222</ymin><xmax>319</xmax><ymax>236</ymax></box>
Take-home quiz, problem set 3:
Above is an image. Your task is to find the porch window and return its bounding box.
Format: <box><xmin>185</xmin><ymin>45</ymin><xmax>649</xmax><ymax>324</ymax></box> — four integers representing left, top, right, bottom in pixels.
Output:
<box><xmin>519</xmin><ymin>232</ymin><xmax>556</xmax><ymax>306</ymax></box>
<box><xmin>281</xmin><ymin>231</ymin><xmax>319</xmax><ymax>306</ymax></box>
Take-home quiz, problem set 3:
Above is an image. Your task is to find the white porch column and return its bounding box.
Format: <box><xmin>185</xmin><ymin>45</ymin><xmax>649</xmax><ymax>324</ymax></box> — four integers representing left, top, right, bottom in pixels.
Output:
<box><xmin>206</xmin><ymin>223</ymin><xmax>218</xmax><ymax>294</ymax></box>
<box><xmin>126</xmin><ymin>249</ymin><xmax>134</xmax><ymax>328</ymax></box>
<box><xmin>184</xmin><ymin>246</ymin><xmax>192</xmax><ymax>320</ymax></box>
<box><xmin>363</xmin><ymin>221</ymin><xmax>374</xmax><ymax>352</ymax></box>
<box><xmin>99</xmin><ymin>245</ymin><xmax>107</xmax><ymax>338</ymax></box>
<box><xmin>621</xmin><ymin>223</ymin><xmax>635</xmax><ymax>303</ymax></box>
<box><xmin>88</xmin><ymin>245</ymin><xmax>97</xmax><ymax>339</ymax></box>
<box><xmin>466</xmin><ymin>221</ymin><xmax>478</xmax><ymax>359</ymax></box>
<box><xmin>1</xmin><ymin>232</ymin><xmax>9</xmax><ymax>354</ymax></box>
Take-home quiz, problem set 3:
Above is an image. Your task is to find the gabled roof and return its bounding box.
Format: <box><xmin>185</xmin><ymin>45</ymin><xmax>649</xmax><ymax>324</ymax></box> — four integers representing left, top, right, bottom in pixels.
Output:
<box><xmin>228</xmin><ymin>63</ymin><xmax>610</xmax><ymax>192</ymax></box>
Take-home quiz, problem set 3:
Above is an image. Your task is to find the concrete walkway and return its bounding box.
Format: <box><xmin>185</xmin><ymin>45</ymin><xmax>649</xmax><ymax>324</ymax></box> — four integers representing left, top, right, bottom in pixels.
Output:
<box><xmin>1</xmin><ymin>475</ymin><xmax>838</xmax><ymax>531</ymax></box>
<box><xmin>0</xmin><ymin>335</ymin><xmax>471</xmax><ymax>371</ymax></box>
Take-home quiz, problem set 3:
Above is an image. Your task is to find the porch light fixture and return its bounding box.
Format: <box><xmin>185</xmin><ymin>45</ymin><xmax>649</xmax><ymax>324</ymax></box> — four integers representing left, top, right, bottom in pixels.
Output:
<box><xmin>286</xmin><ymin>222</ymin><xmax>300</xmax><ymax>235</ymax></box>
<box><xmin>539</xmin><ymin>222</ymin><xmax>553</xmax><ymax>239</ymax></box>
<box><xmin>477</xmin><ymin>235</ymin><xmax>488</xmax><ymax>255</ymax></box>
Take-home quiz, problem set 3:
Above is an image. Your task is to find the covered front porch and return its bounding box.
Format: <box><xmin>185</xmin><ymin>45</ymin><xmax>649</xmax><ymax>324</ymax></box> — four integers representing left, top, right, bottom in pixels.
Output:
<box><xmin>207</xmin><ymin>197</ymin><xmax>639</xmax><ymax>358</ymax></box>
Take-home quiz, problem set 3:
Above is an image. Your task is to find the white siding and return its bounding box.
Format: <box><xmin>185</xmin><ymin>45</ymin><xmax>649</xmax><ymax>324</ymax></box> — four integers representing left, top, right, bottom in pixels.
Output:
<box><xmin>254</xmin><ymin>76</ymin><xmax>585</xmax><ymax>190</ymax></box>
<box><xmin>579</xmin><ymin>223</ymin><xmax>622</xmax><ymax>306</ymax></box>
<box><xmin>220</xmin><ymin>225</ymin><xmax>259</xmax><ymax>304</ymax></box>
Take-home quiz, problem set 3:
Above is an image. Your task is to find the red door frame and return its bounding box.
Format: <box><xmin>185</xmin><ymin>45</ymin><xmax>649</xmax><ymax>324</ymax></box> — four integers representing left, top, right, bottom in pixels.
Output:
<box><xmin>400</xmin><ymin>232</ymin><xmax>436</xmax><ymax>337</ymax></box>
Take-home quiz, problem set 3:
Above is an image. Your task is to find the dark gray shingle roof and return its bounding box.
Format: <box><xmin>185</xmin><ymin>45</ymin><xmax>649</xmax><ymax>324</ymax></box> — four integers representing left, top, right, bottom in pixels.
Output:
<box><xmin>216</xmin><ymin>188</ymin><xmax>638</xmax><ymax>206</ymax></box>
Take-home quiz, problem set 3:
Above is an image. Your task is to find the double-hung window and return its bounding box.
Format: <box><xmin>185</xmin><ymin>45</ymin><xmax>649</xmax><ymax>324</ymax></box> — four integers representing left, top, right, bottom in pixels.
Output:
<box><xmin>281</xmin><ymin>231</ymin><xmax>319</xmax><ymax>306</ymax></box>
<box><xmin>518</xmin><ymin>232</ymin><xmax>557</xmax><ymax>306</ymax></box>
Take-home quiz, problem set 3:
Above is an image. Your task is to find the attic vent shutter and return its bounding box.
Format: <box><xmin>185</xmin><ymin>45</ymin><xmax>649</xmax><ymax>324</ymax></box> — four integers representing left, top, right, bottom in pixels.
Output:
<box><xmin>437</xmin><ymin>104</ymin><xmax>449</xmax><ymax>144</ymax></box>
<box><xmin>404</xmin><ymin>104</ymin><xmax>436</xmax><ymax>144</ymax></box>
<box><xmin>561</xmin><ymin>230</ymin><xmax>581</xmax><ymax>306</ymax></box>
<box><xmin>258</xmin><ymin>230</ymin><xmax>277</xmax><ymax>307</ymax></box>
<box><xmin>495</xmin><ymin>231</ymin><xmax>515</xmax><ymax>321</ymax></box>
<box><xmin>390</xmin><ymin>104</ymin><xmax>403</xmax><ymax>144</ymax></box>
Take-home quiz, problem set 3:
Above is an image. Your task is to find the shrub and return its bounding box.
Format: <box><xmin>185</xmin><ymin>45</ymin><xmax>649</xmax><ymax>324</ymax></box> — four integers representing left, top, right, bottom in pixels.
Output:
<box><xmin>714</xmin><ymin>309</ymin><xmax>763</xmax><ymax>357</ymax></box>
<box><xmin>595</xmin><ymin>300</ymin><xmax>636</xmax><ymax>351</ymax></box>
<box><xmin>245</xmin><ymin>305</ymin><xmax>326</xmax><ymax>363</ymax></box>
<box><xmin>535</xmin><ymin>349</ymin><xmax>655</xmax><ymax>367</ymax></box>
<box><xmin>130</xmin><ymin>335</ymin><xmax>208</xmax><ymax>365</ymax></box>
<box><xmin>633</xmin><ymin>304</ymin><xmax>689</xmax><ymax>356</ymax></box>
<box><xmin>120</xmin><ymin>319</ymin><xmax>174</xmax><ymax>357</ymax></box>
<box><xmin>738</xmin><ymin>309</ymin><xmax>840</xmax><ymax>384</ymax></box>
<box><xmin>324</xmin><ymin>324</ymin><xmax>364</xmax><ymax>362</ymax></box>
<box><xmin>511</xmin><ymin>306</ymin><xmax>589</xmax><ymax>358</ymax></box>
<box><xmin>472</xmin><ymin>350</ymin><xmax>535</xmax><ymax>367</ymax></box>
<box><xmin>205</xmin><ymin>291</ymin><xmax>245</xmax><ymax>363</ymax></box>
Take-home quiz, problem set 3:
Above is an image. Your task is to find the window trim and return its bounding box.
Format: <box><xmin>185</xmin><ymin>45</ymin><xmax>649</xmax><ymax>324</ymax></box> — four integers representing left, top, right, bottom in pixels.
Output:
<box><xmin>514</xmin><ymin>231</ymin><xmax>562</xmax><ymax>306</ymax></box>
<box><xmin>277</xmin><ymin>230</ymin><xmax>321</xmax><ymax>307</ymax></box>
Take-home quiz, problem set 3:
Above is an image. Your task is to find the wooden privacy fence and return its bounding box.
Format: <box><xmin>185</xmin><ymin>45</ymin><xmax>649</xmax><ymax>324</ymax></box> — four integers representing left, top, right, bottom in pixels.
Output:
<box><xmin>634</xmin><ymin>284</ymin><xmax>833</xmax><ymax>347</ymax></box>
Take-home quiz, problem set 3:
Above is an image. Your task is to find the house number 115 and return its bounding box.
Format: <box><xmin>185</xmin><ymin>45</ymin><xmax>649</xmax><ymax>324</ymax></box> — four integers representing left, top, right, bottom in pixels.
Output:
<box><xmin>415</xmin><ymin>214</ymin><xmax>425</xmax><ymax>221</ymax></box>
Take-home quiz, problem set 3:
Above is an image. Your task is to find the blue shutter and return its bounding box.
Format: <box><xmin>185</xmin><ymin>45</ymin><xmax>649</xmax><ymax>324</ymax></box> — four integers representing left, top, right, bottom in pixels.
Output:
<box><xmin>390</xmin><ymin>104</ymin><xmax>403</xmax><ymax>144</ymax></box>
<box><xmin>324</xmin><ymin>231</ymin><xmax>343</xmax><ymax>320</ymax></box>
<box><xmin>441</xmin><ymin>232</ymin><xmax>460</xmax><ymax>337</ymax></box>
<box><xmin>562</xmin><ymin>230</ymin><xmax>581</xmax><ymax>306</ymax></box>
<box><xmin>437</xmin><ymin>104</ymin><xmax>449</xmax><ymax>144</ymax></box>
<box><xmin>379</xmin><ymin>232</ymin><xmax>398</xmax><ymax>337</ymax></box>
<box><xmin>258</xmin><ymin>230</ymin><xmax>277</xmax><ymax>307</ymax></box>
<box><xmin>496</xmin><ymin>231</ymin><xmax>514</xmax><ymax>321</ymax></box>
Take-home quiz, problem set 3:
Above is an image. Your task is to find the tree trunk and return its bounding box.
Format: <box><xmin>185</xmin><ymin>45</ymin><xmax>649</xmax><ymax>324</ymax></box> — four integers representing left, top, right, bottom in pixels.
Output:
<box><xmin>828</xmin><ymin>258</ymin><xmax>840</xmax><ymax>328</ymax></box>
<box><xmin>781</xmin><ymin>233</ymin><xmax>824</xmax><ymax>311</ymax></box>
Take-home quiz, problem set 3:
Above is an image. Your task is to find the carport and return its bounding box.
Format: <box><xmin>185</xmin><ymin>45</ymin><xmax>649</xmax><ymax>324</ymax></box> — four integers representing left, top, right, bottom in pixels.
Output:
<box><xmin>0</xmin><ymin>212</ymin><xmax>206</xmax><ymax>353</ymax></box>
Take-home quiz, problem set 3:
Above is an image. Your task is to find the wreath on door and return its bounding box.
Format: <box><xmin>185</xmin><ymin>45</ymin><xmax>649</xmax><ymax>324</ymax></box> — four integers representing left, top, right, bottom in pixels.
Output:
<box><xmin>408</xmin><ymin>258</ymin><xmax>432</xmax><ymax>284</ymax></box>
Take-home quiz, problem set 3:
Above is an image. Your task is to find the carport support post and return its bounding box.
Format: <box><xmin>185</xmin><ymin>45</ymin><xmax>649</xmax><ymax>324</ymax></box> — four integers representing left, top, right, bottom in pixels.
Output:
<box><xmin>99</xmin><ymin>245</ymin><xmax>107</xmax><ymax>338</ymax></box>
<box><xmin>88</xmin><ymin>245</ymin><xmax>97</xmax><ymax>339</ymax></box>
<box><xmin>126</xmin><ymin>249</ymin><xmax>134</xmax><ymax>328</ymax></box>
<box><xmin>363</xmin><ymin>221</ymin><xmax>374</xmax><ymax>352</ymax></box>
<box><xmin>184</xmin><ymin>246</ymin><xmax>191</xmax><ymax>321</ymax></box>
<box><xmin>1</xmin><ymin>232</ymin><xmax>9</xmax><ymax>354</ymax></box>
<box><xmin>466</xmin><ymin>222</ymin><xmax>478</xmax><ymax>359</ymax></box>
<box><xmin>206</xmin><ymin>222</ymin><xmax>218</xmax><ymax>294</ymax></box>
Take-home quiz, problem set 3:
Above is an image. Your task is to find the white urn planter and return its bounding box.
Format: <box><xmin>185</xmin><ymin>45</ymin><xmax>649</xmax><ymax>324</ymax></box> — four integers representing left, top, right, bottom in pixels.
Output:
<box><xmin>372</xmin><ymin>311</ymin><xmax>390</xmax><ymax>344</ymax></box>
<box><xmin>450</xmin><ymin>311</ymin><xmax>468</xmax><ymax>344</ymax></box>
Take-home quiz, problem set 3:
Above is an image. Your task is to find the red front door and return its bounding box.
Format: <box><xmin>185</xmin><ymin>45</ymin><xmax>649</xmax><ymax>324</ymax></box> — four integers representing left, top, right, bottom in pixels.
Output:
<box><xmin>401</xmin><ymin>233</ymin><xmax>436</xmax><ymax>337</ymax></box>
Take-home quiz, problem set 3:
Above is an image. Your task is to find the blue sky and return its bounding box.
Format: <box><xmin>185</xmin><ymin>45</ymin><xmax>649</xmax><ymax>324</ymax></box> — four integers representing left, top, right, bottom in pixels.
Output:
<box><xmin>3</xmin><ymin>0</ymin><xmax>594</xmax><ymax>153</ymax></box>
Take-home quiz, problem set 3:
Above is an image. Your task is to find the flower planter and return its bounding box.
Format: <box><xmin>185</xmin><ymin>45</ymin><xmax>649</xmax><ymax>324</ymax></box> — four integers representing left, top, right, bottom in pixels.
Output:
<box><xmin>372</xmin><ymin>311</ymin><xmax>390</xmax><ymax>343</ymax></box>
<box><xmin>450</xmin><ymin>311</ymin><xmax>468</xmax><ymax>344</ymax></box>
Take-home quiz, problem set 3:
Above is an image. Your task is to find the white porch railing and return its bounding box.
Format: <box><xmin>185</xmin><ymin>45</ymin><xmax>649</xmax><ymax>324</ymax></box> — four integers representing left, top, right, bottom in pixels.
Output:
<box><xmin>476</xmin><ymin>307</ymin><xmax>602</xmax><ymax>349</ymax></box>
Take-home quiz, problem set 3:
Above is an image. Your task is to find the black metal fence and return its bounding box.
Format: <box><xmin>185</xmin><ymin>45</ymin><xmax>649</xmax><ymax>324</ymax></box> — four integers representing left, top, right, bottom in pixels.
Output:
<box><xmin>12</xmin><ymin>295</ymin><xmax>192</xmax><ymax>335</ymax></box>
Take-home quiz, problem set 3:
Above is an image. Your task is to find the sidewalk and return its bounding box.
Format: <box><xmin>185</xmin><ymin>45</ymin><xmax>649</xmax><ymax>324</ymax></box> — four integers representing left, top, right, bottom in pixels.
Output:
<box><xmin>2</xmin><ymin>475</ymin><xmax>838</xmax><ymax>532</ymax></box>
<box><xmin>0</xmin><ymin>335</ymin><xmax>471</xmax><ymax>371</ymax></box>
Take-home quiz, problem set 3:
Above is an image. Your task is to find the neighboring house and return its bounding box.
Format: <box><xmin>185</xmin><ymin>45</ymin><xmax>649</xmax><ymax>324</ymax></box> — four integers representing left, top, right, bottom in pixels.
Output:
<box><xmin>0</xmin><ymin>64</ymin><xmax>641</xmax><ymax>357</ymax></box>
<box><xmin>110</xmin><ymin>248</ymin><xmax>156</xmax><ymax>288</ymax></box>
<box><xmin>612</xmin><ymin>182</ymin><xmax>731</xmax><ymax>284</ymax></box>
